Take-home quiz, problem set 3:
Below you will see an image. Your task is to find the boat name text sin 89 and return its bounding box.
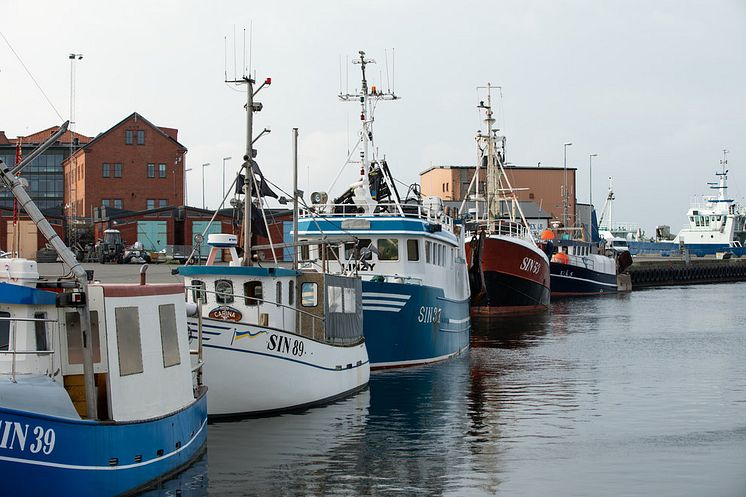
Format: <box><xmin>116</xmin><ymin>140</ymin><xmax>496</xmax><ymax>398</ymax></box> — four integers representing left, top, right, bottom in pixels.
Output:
<box><xmin>519</xmin><ymin>257</ymin><xmax>542</xmax><ymax>275</ymax></box>
<box><xmin>0</xmin><ymin>421</ymin><xmax>56</xmax><ymax>455</ymax></box>
<box><xmin>267</xmin><ymin>334</ymin><xmax>305</xmax><ymax>357</ymax></box>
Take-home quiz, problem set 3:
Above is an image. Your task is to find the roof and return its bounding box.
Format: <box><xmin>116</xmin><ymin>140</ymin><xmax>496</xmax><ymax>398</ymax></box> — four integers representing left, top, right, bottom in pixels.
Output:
<box><xmin>420</xmin><ymin>163</ymin><xmax>577</xmax><ymax>175</ymax></box>
<box><xmin>64</xmin><ymin>112</ymin><xmax>187</xmax><ymax>163</ymax></box>
<box><xmin>442</xmin><ymin>200</ymin><xmax>552</xmax><ymax>219</ymax></box>
<box><xmin>17</xmin><ymin>126</ymin><xmax>92</xmax><ymax>146</ymax></box>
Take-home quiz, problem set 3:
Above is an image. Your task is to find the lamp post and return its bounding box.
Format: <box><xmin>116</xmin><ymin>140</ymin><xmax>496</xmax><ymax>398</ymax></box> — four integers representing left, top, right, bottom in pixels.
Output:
<box><xmin>588</xmin><ymin>153</ymin><xmax>598</xmax><ymax>240</ymax></box>
<box><xmin>222</xmin><ymin>157</ymin><xmax>232</xmax><ymax>206</ymax></box>
<box><xmin>201</xmin><ymin>163</ymin><xmax>210</xmax><ymax>209</ymax></box>
<box><xmin>563</xmin><ymin>142</ymin><xmax>572</xmax><ymax>227</ymax></box>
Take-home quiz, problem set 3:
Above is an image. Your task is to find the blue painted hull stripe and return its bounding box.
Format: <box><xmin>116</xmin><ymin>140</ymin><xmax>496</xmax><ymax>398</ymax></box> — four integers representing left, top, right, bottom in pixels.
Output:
<box><xmin>203</xmin><ymin>343</ymin><xmax>369</xmax><ymax>371</ymax></box>
<box><xmin>0</xmin><ymin>418</ymin><xmax>207</xmax><ymax>471</ymax></box>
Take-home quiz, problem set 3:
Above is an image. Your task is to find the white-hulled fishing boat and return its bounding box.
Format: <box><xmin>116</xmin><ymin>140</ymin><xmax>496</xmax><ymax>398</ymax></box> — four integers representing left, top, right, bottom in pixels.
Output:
<box><xmin>179</xmin><ymin>74</ymin><xmax>369</xmax><ymax>418</ymax></box>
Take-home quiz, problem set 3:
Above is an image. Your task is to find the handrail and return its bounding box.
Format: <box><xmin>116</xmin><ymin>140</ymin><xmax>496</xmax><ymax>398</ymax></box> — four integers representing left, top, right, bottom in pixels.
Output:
<box><xmin>185</xmin><ymin>284</ymin><xmax>325</xmax><ymax>323</ymax></box>
<box><xmin>300</xmin><ymin>201</ymin><xmax>456</xmax><ymax>226</ymax></box>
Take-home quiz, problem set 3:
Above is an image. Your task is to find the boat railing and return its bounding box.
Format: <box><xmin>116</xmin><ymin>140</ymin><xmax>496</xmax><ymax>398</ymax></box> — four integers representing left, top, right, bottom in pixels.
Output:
<box><xmin>472</xmin><ymin>219</ymin><xmax>529</xmax><ymax>239</ymax></box>
<box><xmin>0</xmin><ymin>315</ymin><xmax>57</xmax><ymax>383</ymax></box>
<box><xmin>185</xmin><ymin>285</ymin><xmax>326</xmax><ymax>341</ymax></box>
<box><xmin>301</xmin><ymin>202</ymin><xmax>455</xmax><ymax>232</ymax></box>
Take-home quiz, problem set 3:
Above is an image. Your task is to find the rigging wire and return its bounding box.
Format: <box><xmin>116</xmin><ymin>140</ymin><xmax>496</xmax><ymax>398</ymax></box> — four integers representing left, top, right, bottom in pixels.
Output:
<box><xmin>0</xmin><ymin>30</ymin><xmax>64</xmax><ymax>121</ymax></box>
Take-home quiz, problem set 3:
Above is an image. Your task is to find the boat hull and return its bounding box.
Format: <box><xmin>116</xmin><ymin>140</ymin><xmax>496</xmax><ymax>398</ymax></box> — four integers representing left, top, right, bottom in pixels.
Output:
<box><xmin>361</xmin><ymin>280</ymin><xmax>470</xmax><ymax>368</ymax></box>
<box><xmin>627</xmin><ymin>241</ymin><xmax>746</xmax><ymax>257</ymax></box>
<box><xmin>550</xmin><ymin>261</ymin><xmax>618</xmax><ymax>297</ymax></box>
<box><xmin>466</xmin><ymin>235</ymin><xmax>550</xmax><ymax>315</ymax></box>
<box><xmin>0</xmin><ymin>389</ymin><xmax>207</xmax><ymax>497</ymax></box>
<box><xmin>191</xmin><ymin>318</ymin><xmax>370</xmax><ymax>418</ymax></box>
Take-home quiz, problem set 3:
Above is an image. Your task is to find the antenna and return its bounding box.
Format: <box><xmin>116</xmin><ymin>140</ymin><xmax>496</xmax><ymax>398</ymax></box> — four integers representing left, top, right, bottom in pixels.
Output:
<box><xmin>233</xmin><ymin>25</ymin><xmax>237</xmax><ymax>80</ymax></box>
<box><xmin>384</xmin><ymin>48</ymin><xmax>391</xmax><ymax>93</ymax></box>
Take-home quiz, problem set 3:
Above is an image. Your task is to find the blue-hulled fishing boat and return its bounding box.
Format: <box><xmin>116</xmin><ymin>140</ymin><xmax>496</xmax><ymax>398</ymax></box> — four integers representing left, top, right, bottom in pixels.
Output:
<box><xmin>296</xmin><ymin>51</ymin><xmax>470</xmax><ymax>368</ymax></box>
<box><xmin>0</xmin><ymin>124</ymin><xmax>207</xmax><ymax>497</ymax></box>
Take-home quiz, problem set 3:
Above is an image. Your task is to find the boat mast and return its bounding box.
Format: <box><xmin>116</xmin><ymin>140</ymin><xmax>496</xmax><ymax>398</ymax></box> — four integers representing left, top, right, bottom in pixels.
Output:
<box><xmin>244</xmin><ymin>77</ymin><xmax>254</xmax><ymax>266</ymax></box>
<box><xmin>292</xmin><ymin>128</ymin><xmax>299</xmax><ymax>270</ymax></box>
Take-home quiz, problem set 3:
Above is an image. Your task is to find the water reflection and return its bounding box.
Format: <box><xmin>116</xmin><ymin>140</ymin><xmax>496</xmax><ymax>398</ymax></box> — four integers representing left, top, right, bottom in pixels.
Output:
<box><xmin>137</xmin><ymin>284</ymin><xmax>746</xmax><ymax>496</ymax></box>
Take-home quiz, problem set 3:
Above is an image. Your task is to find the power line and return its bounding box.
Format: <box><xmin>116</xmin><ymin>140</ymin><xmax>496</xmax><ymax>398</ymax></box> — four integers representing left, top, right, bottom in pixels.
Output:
<box><xmin>0</xmin><ymin>30</ymin><xmax>64</xmax><ymax>121</ymax></box>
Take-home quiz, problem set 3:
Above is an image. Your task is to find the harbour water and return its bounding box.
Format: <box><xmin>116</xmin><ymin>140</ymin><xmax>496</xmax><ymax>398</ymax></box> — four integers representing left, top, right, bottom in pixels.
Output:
<box><xmin>139</xmin><ymin>282</ymin><xmax>746</xmax><ymax>496</ymax></box>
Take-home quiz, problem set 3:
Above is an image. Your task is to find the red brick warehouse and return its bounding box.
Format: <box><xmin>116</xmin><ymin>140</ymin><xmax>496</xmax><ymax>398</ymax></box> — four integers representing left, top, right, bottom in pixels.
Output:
<box><xmin>63</xmin><ymin>112</ymin><xmax>187</xmax><ymax>220</ymax></box>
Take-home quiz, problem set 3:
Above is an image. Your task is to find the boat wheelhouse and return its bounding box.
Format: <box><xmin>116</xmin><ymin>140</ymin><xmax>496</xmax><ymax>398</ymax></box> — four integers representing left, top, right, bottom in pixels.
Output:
<box><xmin>178</xmin><ymin>73</ymin><xmax>369</xmax><ymax>418</ymax></box>
<box><xmin>296</xmin><ymin>51</ymin><xmax>470</xmax><ymax>368</ymax></box>
<box><xmin>0</xmin><ymin>137</ymin><xmax>207</xmax><ymax>497</ymax></box>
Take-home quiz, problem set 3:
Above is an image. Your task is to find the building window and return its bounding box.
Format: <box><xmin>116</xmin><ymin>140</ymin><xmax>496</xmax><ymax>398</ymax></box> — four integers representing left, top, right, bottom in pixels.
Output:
<box><xmin>125</xmin><ymin>130</ymin><xmax>133</xmax><ymax>145</ymax></box>
<box><xmin>102</xmin><ymin>199</ymin><xmax>110</xmax><ymax>207</ymax></box>
<box><xmin>407</xmin><ymin>239</ymin><xmax>420</xmax><ymax>261</ymax></box>
<box><xmin>158</xmin><ymin>199</ymin><xmax>167</xmax><ymax>208</ymax></box>
<box><xmin>113</xmin><ymin>199</ymin><xmax>123</xmax><ymax>209</ymax></box>
<box><xmin>114</xmin><ymin>163</ymin><xmax>122</xmax><ymax>178</ymax></box>
<box><xmin>137</xmin><ymin>130</ymin><xmax>145</xmax><ymax>145</ymax></box>
<box><xmin>146</xmin><ymin>199</ymin><xmax>155</xmax><ymax>210</ymax></box>
<box><xmin>147</xmin><ymin>163</ymin><xmax>155</xmax><ymax>178</ymax></box>
<box><xmin>102</xmin><ymin>163</ymin><xmax>110</xmax><ymax>177</ymax></box>
<box><xmin>158</xmin><ymin>163</ymin><xmax>166</xmax><ymax>178</ymax></box>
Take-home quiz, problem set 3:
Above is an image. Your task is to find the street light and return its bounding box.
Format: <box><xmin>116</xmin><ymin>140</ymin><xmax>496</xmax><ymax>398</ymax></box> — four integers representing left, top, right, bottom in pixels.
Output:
<box><xmin>201</xmin><ymin>163</ymin><xmax>210</xmax><ymax>209</ymax></box>
<box><xmin>222</xmin><ymin>157</ymin><xmax>232</xmax><ymax>205</ymax></box>
<box><xmin>563</xmin><ymin>142</ymin><xmax>572</xmax><ymax>227</ymax></box>
<box><xmin>588</xmin><ymin>153</ymin><xmax>598</xmax><ymax>241</ymax></box>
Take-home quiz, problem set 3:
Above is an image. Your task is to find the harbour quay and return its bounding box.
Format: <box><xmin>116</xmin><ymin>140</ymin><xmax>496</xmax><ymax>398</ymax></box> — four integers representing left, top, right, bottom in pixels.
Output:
<box><xmin>628</xmin><ymin>255</ymin><xmax>746</xmax><ymax>288</ymax></box>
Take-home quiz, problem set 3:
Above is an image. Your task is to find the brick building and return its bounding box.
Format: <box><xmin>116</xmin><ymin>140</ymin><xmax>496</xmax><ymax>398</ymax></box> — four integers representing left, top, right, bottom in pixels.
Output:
<box><xmin>420</xmin><ymin>164</ymin><xmax>578</xmax><ymax>226</ymax></box>
<box><xmin>63</xmin><ymin>112</ymin><xmax>187</xmax><ymax>222</ymax></box>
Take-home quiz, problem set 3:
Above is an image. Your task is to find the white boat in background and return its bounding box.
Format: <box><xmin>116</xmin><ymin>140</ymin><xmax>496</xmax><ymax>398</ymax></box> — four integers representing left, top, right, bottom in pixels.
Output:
<box><xmin>0</xmin><ymin>124</ymin><xmax>207</xmax><ymax>497</ymax></box>
<box><xmin>627</xmin><ymin>151</ymin><xmax>746</xmax><ymax>257</ymax></box>
<box><xmin>179</xmin><ymin>74</ymin><xmax>369</xmax><ymax>418</ymax></box>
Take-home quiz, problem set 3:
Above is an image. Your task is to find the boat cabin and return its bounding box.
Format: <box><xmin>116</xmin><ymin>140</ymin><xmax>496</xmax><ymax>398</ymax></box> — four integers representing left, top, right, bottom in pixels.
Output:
<box><xmin>0</xmin><ymin>259</ymin><xmax>197</xmax><ymax>421</ymax></box>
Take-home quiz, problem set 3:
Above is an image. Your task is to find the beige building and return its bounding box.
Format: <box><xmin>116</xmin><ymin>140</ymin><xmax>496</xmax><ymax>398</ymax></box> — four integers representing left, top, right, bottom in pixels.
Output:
<box><xmin>420</xmin><ymin>164</ymin><xmax>578</xmax><ymax>226</ymax></box>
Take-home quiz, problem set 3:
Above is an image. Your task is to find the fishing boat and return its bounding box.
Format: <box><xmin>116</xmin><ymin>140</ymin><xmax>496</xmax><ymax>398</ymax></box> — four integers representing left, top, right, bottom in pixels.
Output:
<box><xmin>0</xmin><ymin>124</ymin><xmax>207</xmax><ymax>497</ymax></box>
<box><xmin>462</xmin><ymin>85</ymin><xmax>551</xmax><ymax>315</ymax></box>
<box><xmin>178</xmin><ymin>75</ymin><xmax>369</xmax><ymax>418</ymax></box>
<box><xmin>296</xmin><ymin>51</ymin><xmax>471</xmax><ymax>368</ymax></box>
<box><xmin>628</xmin><ymin>151</ymin><xmax>746</xmax><ymax>257</ymax></box>
<box><xmin>547</xmin><ymin>234</ymin><xmax>631</xmax><ymax>298</ymax></box>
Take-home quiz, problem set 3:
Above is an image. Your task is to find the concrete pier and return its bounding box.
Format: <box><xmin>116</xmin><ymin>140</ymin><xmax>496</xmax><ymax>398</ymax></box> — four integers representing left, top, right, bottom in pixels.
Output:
<box><xmin>628</xmin><ymin>255</ymin><xmax>746</xmax><ymax>288</ymax></box>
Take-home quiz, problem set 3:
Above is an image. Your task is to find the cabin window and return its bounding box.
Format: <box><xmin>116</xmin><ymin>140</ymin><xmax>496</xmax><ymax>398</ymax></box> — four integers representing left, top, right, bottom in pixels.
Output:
<box><xmin>301</xmin><ymin>282</ymin><xmax>318</xmax><ymax>307</ymax></box>
<box><xmin>159</xmin><ymin>304</ymin><xmax>181</xmax><ymax>368</ymax></box>
<box><xmin>378</xmin><ymin>239</ymin><xmax>399</xmax><ymax>261</ymax></box>
<box><xmin>65</xmin><ymin>311</ymin><xmax>102</xmax><ymax>364</ymax></box>
<box><xmin>300</xmin><ymin>244</ymin><xmax>310</xmax><ymax>261</ymax></box>
<box><xmin>0</xmin><ymin>311</ymin><xmax>9</xmax><ymax>350</ymax></box>
<box><xmin>288</xmin><ymin>280</ymin><xmax>295</xmax><ymax>306</ymax></box>
<box><xmin>276</xmin><ymin>281</ymin><xmax>282</xmax><ymax>306</ymax></box>
<box><xmin>191</xmin><ymin>280</ymin><xmax>207</xmax><ymax>304</ymax></box>
<box><xmin>328</xmin><ymin>286</ymin><xmax>342</xmax><ymax>313</ymax></box>
<box><xmin>243</xmin><ymin>281</ymin><xmax>263</xmax><ymax>306</ymax></box>
<box><xmin>425</xmin><ymin>241</ymin><xmax>432</xmax><ymax>263</ymax></box>
<box><xmin>34</xmin><ymin>312</ymin><xmax>48</xmax><ymax>351</ymax></box>
<box><xmin>343</xmin><ymin>288</ymin><xmax>356</xmax><ymax>313</ymax></box>
<box><xmin>407</xmin><ymin>239</ymin><xmax>420</xmax><ymax>261</ymax></box>
<box><xmin>215</xmin><ymin>279</ymin><xmax>234</xmax><ymax>304</ymax></box>
<box><xmin>344</xmin><ymin>239</ymin><xmax>372</xmax><ymax>260</ymax></box>
<box><xmin>115</xmin><ymin>307</ymin><xmax>144</xmax><ymax>376</ymax></box>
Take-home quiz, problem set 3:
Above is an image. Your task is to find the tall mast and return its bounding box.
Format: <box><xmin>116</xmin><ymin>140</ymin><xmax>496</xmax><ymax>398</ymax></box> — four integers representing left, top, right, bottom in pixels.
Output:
<box><xmin>244</xmin><ymin>77</ymin><xmax>254</xmax><ymax>266</ymax></box>
<box><xmin>292</xmin><ymin>128</ymin><xmax>299</xmax><ymax>270</ymax></box>
<box><xmin>477</xmin><ymin>83</ymin><xmax>501</xmax><ymax>223</ymax></box>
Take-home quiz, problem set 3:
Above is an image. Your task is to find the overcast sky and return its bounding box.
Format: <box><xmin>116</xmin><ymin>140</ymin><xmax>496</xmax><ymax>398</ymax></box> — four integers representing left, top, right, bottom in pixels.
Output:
<box><xmin>3</xmin><ymin>1</ymin><xmax>745</xmax><ymax>234</ymax></box>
